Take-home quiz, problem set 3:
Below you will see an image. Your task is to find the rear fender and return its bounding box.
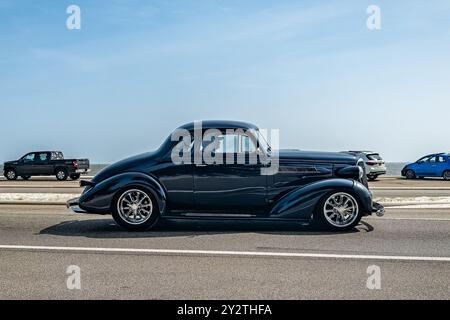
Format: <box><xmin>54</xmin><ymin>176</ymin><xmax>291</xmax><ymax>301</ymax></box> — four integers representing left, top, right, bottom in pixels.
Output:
<box><xmin>79</xmin><ymin>172</ymin><xmax>167</xmax><ymax>214</ymax></box>
<box><xmin>269</xmin><ymin>178</ymin><xmax>372</xmax><ymax>219</ymax></box>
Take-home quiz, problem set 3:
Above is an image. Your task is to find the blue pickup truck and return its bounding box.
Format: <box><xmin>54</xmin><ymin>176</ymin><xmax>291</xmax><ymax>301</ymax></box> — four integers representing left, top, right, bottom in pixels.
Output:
<box><xmin>401</xmin><ymin>153</ymin><xmax>450</xmax><ymax>180</ymax></box>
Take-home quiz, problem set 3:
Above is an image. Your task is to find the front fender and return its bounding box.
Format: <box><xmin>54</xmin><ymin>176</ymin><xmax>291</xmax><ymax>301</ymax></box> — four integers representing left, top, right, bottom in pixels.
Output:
<box><xmin>269</xmin><ymin>178</ymin><xmax>372</xmax><ymax>219</ymax></box>
<box><xmin>79</xmin><ymin>172</ymin><xmax>167</xmax><ymax>214</ymax></box>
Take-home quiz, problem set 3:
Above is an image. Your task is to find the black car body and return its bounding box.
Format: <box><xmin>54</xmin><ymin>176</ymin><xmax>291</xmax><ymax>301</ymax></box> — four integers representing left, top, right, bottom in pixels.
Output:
<box><xmin>3</xmin><ymin>151</ymin><xmax>90</xmax><ymax>181</ymax></box>
<box><xmin>67</xmin><ymin>121</ymin><xmax>384</xmax><ymax>231</ymax></box>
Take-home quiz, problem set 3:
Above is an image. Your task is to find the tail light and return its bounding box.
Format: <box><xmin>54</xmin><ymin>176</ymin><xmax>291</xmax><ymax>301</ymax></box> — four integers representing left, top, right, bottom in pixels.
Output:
<box><xmin>366</xmin><ymin>161</ymin><xmax>376</xmax><ymax>166</ymax></box>
<box><xmin>72</xmin><ymin>160</ymin><xmax>78</xmax><ymax>168</ymax></box>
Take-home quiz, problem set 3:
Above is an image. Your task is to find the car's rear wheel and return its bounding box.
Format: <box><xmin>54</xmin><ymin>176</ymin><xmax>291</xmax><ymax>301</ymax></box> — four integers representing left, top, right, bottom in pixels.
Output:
<box><xmin>21</xmin><ymin>176</ymin><xmax>31</xmax><ymax>180</ymax></box>
<box><xmin>70</xmin><ymin>173</ymin><xmax>81</xmax><ymax>180</ymax></box>
<box><xmin>315</xmin><ymin>191</ymin><xmax>362</xmax><ymax>231</ymax></box>
<box><xmin>5</xmin><ymin>169</ymin><xmax>17</xmax><ymax>181</ymax></box>
<box><xmin>112</xmin><ymin>187</ymin><xmax>159</xmax><ymax>231</ymax></box>
<box><xmin>55</xmin><ymin>169</ymin><xmax>68</xmax><ymax>181</ymax></box>
<box><xmin>443</xmin><ymin>171</ymin><xmax>450</xmax><ymax>181</ymax></box>
<box><xmin>405</xmin><ymin>169</ymin><xmax>416</xmax><ymax>179</ymax></box>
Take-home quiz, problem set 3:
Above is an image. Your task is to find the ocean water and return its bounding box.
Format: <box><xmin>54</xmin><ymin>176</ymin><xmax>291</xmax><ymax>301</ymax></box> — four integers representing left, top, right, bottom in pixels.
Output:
<box><xmin>1</xmin><ymin>163</ymin><xmax>408</xmax><ymax>177</ymax></box>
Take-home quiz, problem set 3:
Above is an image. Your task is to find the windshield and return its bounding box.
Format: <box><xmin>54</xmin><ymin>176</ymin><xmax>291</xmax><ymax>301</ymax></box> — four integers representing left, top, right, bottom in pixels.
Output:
<box><xmin>253</xmin><ymin>130</ymin><xmax>271</xmax><ymax>154</ymax></box>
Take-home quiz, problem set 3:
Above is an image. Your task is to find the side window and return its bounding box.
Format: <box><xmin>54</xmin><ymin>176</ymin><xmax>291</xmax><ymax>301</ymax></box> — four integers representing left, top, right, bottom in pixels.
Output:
<box><xmin>37</xmin><ymin>153</ymin><xmax>49</xmax><ymax>162</ymax></box>
<box><xmin>214</xmin><ymin>133</ymin><xmax>256</xmax><ymax>153</ymax></box>
<box><xmin>418</xmin><ymin>156</ymin><xmax>431</xmax><ymax>163</ymax></box>
<box><xmin>238</xmin><ymin>133</ymin><xmax>257</xmax><ymax>153</ymax></box>
<box><xmin>22</xmin><ymin>153</ymin><xmax>36</xmax><ymax>163</ymax></box>
<box><xmin>429</xmin><ymin>156</ymin><xmax>436</xmax><ymax>163</ymax></box>
<box><xmin>437</xmin><ymin>156</ymin><xmax>445</xmax><ymax>163</ymax></box>
<box><xmin>213</xmin><ymin>134</ymin><xmax>236</xmax><ymax>153</ymax></box>
<box><xmin>51</xmin><ymin>152</ymin><xmax>64</xmax><ymax>160</ymax></box>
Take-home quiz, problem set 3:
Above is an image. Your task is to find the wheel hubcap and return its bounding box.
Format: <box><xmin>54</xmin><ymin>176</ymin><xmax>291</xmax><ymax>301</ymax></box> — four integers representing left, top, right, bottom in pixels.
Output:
<box><xmin>7</xmin><ymin>171</ymin><xmax>15</xmax><ymax>179</ymax></box>
<box><xmin>117</xmin><ymin>189</ymin><xmax>153</xmax><ymax>225</ymax></box>
<box><xmin>57</xmin><ymin>171</ymin><xmax>65</xmax><ymax>179</ymax></box>
<box><xmin>323</xmin><ymin>192</ymin><xmax>359</xmax><ymax>227</ymax></box>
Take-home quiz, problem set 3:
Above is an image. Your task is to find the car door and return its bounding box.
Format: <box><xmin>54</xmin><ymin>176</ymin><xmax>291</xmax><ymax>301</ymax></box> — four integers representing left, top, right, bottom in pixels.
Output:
<box><xmin>433</xmin><ymin>155</ymin><xmax>447</xmax><ymax>177</ymax></box>
<box><xmin>34</xmin><ymin>152</ymin><xmax>52</xmax><ymax>175</ymax></box>
<box><xmin>415</xmin><ymin>156</ymin><xmax>433</xmax><ymax>177</ymax></box>
<box><xmin>193</xmin><ymin>130</ymin><xmax>267</xmax><ymax>214</ymax></box>
<box><xmin>17</xmin><ymin>153</ymin><xmax>37</xmax><ymax>176</ymax></box>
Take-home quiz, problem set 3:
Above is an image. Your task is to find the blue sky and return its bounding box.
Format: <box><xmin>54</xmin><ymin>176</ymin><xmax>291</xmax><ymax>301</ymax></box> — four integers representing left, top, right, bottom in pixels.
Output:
<box><xmin>1</xmin><ymin>0</ymin><xmax>449</xmax><ymax>163</ymax></box>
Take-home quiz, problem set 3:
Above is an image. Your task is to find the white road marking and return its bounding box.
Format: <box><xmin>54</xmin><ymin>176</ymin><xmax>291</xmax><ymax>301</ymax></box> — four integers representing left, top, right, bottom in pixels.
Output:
<box><xmin>0</xmin><ymin>193</ymin><xmax>78</xmax><ymax>203</ymax></box>
<box><xmin>0</xmin><ymin>185</ymin><xmax>80</xmax><ymax>188</ymax></box>
<box><xmin>386</xmin><ymin>204</ymin><xmax>450</xmax><ymax>209</ymax></box>
<box><xmin>367</xmin><ymin>216</ymin><xmax>450</xmax><ymax>221</ymax></box>
<box><xmin>372</xmin><ymin>187</ymin><xmax>450</xmax><ymax>190</ymax></box>
<box><xmin>0</xmin><ymin>245</ymin><xmax>449</xmax><ymax>262</ymax></box>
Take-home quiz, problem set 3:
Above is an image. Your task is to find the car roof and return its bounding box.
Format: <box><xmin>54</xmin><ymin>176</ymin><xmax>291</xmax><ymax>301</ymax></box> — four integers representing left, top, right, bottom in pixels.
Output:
<box><xmin>177</xmin><ymin>120</ymin><xmax>259</xmax><ymax>131</ymax></box>
<box><xmin>421</xmin><ymin>153</ymin><xmax>449</xmax><ymax>157</ymax></box>
<box><xmin>25</xmin><ymin>151</ymin><xmax>62</xmax><ymax>154</ymax></box>
<box><xmin>345</xmin><ymin>151</ymin><xmax>378</xmax><ymax>155</ymax></box>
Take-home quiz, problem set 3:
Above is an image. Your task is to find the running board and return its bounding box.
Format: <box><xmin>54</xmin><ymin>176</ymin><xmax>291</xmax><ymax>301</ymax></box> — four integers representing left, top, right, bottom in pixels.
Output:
<box><xmin>161</xmin><ymin>213</ymin><xmax>310</xmax><ymax>224</ymax></box>
<box><xmin>178</xmin><ymin>213</ymin><xmax>257</xmax><ymax>218</ymax></box>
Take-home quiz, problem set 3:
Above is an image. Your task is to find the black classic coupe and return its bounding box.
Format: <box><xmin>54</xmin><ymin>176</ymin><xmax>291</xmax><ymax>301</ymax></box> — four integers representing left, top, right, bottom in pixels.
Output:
<box><xmin>67</xmin><ymin>120</ymin><xmax>384</xmax><ymax>231</ymax></box>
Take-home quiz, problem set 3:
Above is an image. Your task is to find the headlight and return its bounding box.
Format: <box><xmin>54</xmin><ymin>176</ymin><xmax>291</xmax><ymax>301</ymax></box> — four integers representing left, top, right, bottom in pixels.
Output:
<box><xmin>336</xmin><ymin>166</ymin><xmax>363</xmax><ymax>180</ymax></box>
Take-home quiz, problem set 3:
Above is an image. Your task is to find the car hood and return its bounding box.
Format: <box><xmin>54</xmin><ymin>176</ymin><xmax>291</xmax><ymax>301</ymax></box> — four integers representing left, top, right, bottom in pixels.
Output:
<box><xmin>277</xmin><ymin>149</ymin><xmax>357</xmax><ymax>165</ymax></box>
<box><xmin>3</xmin><ymin>161</ymin><xmax>17</xmax><ymax>166</ymax></box>
<box><xmin>92</xmin><ymin>151</ymin><xmax>159</xmax><ymax>183</ymax></box>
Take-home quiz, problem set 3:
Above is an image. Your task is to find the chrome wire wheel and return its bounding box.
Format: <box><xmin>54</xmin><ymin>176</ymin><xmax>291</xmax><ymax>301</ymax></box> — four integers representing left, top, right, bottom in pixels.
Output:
<box><xmin>323</xmin><ymin>192</ymin><xmax>359</xmax><ymax>228</ymax></box>
<box><xmin>117</xmin><ymin>189</ymin><xmax>153</xmax><ymax>225</ymax></box>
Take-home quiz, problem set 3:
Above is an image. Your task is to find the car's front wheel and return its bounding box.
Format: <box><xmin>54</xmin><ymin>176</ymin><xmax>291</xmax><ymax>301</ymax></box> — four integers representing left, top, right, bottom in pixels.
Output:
<box><xmin>315</xmin><ymin>191</ymin><xmax>362</xmax><ymax>231</ymax></box>
<box><xmin>5</xmin><ymin>169</ymin><xmax>17</xmax><ymax>181</ymax></box>
<box><xmin>405</xmin><ymin>169</ymin><xmax>416</xmax><ymax>179</ymax></box>
<box><xmin>112</xmin><ymin>187</ymin><xmax>159</xmax><ymax>231</ymax></box>
<box><xmin>367</xmin><ymin>175</ymin><xmax>378</xmax><ymax>181</ymax></box>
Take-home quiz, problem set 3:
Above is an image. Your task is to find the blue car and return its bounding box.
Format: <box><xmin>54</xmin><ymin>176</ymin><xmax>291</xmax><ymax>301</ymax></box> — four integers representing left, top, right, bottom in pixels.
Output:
<box><xmin>401</xmin><ymin>153</ymin><xmax>450</xmax><ymax>180</ymax></box>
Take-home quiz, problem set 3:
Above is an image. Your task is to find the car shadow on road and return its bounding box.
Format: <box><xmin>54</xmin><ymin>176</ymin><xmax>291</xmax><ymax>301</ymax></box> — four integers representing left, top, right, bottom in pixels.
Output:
<box><xmin>39</xmin><ymin>218</ymin><xmax>374</xmax><ymax>239</ymax></box>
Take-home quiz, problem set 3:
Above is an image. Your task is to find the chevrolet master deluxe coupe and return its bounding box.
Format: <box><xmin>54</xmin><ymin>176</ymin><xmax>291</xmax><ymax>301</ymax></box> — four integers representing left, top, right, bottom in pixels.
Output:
<box><xmin>67</xmin><ymin>121</ymin><xmax>384</xmax><ymax>231</ymax></box>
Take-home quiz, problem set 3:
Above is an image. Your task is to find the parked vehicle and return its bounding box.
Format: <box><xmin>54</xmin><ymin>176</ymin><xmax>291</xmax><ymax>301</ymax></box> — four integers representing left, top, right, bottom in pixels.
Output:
<box><xmin>343</xmin><ymin>151</ymin><xmax>387</xmax><ymax>181</ymax></box>
<box><xmin>67</xmin><ymin>121</ymin><xmax>384</xmax><ymax>231</ymax></box>
<box><xmin>401</xmin><ymin>153</ymin><xmax>450</xmax><ymax>180</ymax></box>
<box><xmin>3</xmin><ymin>151</ymin><xmax>90</xmax><ymax>181</ymax></box>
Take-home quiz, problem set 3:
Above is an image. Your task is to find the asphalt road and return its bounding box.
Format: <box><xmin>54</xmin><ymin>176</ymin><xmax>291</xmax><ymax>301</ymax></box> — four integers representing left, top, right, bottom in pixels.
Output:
<box><xmin>0</xmin><ymin>204</ymin><xmax>449</xmax><ymax>299</ymax></box>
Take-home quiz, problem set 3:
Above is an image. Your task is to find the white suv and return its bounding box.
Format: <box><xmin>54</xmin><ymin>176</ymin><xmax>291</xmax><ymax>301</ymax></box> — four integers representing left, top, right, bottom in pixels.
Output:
<box><xmin>344</xmin><ymin>151</ymin><xmax>387</xmax><ymax>181</ymax></box>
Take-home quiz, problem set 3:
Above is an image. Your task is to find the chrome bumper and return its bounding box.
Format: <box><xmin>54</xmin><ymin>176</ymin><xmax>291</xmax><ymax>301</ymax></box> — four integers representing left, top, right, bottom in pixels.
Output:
<box><xmin>66</xmin><ymin>197</ymin><xmax>87</xmax><ymax>214</ymax></box>
<box><xmin>371</xmin><ymin>201</ymin><xmax>385</xmax><ymax>217</ymax></box>
<box><xmin>76</xmin><ymin>169</ymin><xmax>90</xmax><ymax>174</ymax></box>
